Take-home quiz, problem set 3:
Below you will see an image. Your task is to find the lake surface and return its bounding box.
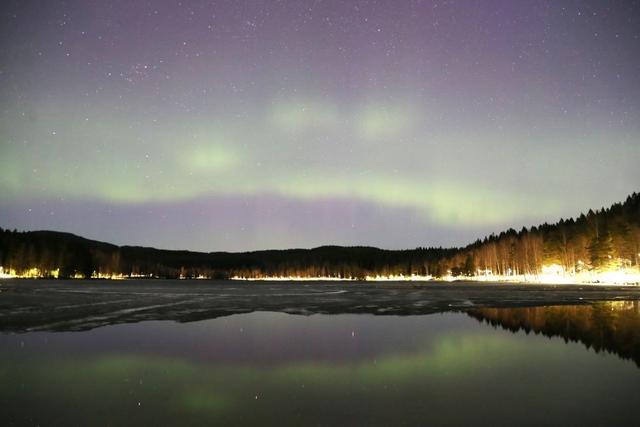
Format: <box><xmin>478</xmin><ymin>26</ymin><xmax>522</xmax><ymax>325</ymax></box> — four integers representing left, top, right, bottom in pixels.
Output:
<box><xmin>1</xmin><ymin>280</ymin><xmax>640</xmax><ymax>426</ymax></box>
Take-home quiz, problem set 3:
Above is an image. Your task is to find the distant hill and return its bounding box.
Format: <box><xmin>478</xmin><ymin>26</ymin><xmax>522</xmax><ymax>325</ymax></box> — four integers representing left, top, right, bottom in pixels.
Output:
<box><xmin>1</xmin><ymin>192</ymin><xmax>638</xmax><ymax>280</ymax></box>
<box><xmin>0</xmin><ymin>228</ymin><xmax>455</xmax><ymax>279</ymax></box>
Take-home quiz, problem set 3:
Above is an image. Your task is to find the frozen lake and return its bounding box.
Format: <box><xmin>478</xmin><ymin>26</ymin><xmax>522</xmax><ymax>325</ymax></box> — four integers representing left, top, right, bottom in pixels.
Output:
<box><xmin>1</xmin><ymin>280</ymin><xmax>640</xmax><ymax>425</ymax></box>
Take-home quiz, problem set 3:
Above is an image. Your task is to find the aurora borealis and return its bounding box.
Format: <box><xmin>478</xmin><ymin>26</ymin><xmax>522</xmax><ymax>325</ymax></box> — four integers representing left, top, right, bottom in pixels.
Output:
<box><xmin>1</xmin><ymin>1</ymin><xmax>639</xmax><ymax>251</ymax></box>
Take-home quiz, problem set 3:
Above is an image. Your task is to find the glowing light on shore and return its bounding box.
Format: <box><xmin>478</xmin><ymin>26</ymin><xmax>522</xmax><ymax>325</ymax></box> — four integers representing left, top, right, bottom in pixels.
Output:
<box><xmin>91</xmin><ymin>272</ymin><xmax>128</xmax><ymax>280</ymax></box>
<box><xmin>446</xmin><ymin>265</ymin><xmax>640</xmax><ymax>286</ymax></box>
<box><xmin>231</xmin><ymin>276</ymin><xmax>356</xmax><ymax>281</ymax></box>
<box><xmin>595</xmin><ymin>269</ymin><xmax>640</xmax><ymax>285</ymax></box>
<box><xmin>232</xmin><ymin>274</ymin><xmax>434</xmax><ymax>281</ymax></box>
<box><xmin>541</xmin><ymin>264</ymin><xmax>564</xmax><ymax>275</ymax></box>
<box><xmin>0</xmin><ymin>266</ymin><xmax>58</xmax><ymax>279</ymax></box>
<box><xmin>365</xmin><ymin>274</ymin><xmax>434</xmax><ymax>282</ymax></box>
<box><xmin>0</xmin><ymin>266</ymin><xmax>15</xmax><ymax>279</ymax></box>
<box><xmin>1</xmin><ymin>265</ymin><xmax>638</xmax><ymax>285</ymax></box>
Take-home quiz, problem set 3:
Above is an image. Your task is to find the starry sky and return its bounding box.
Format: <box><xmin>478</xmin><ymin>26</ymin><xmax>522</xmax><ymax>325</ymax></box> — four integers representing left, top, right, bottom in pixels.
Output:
<box><xmin>1</xmin><ymin>0</ymin><xmax>639</xmax><ymax>252</ymax></box>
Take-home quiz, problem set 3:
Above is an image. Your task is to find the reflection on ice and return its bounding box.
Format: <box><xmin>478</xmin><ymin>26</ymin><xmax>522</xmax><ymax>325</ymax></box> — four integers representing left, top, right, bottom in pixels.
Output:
<box><xmin>1</xmin><ymin>308</ymin><xmax>640</xmax><ymax>426</ymax></box>
<box><xmin>468</xmin><ymin>301</ymin><xmax>640</xmax><ymax>366</ymax></box>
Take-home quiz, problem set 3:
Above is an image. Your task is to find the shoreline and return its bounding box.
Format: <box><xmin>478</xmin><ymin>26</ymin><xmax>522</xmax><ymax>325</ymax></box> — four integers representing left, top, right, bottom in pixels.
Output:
<box><xmin>2</xmin><ymin>276</ymin><xmax>639</xmax><ymax>286</ymax></box>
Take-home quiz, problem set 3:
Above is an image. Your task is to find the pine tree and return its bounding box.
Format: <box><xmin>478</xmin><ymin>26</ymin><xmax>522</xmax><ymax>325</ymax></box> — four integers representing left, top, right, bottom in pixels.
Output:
<box><xmin>588</xmin><ymin>231</ymin><xmax>614</xmax><ymax>270</ymax></box>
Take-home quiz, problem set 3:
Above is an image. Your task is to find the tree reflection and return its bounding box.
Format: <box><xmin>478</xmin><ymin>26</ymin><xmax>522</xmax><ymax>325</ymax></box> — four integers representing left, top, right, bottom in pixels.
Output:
<box><xmin>468</xmin><ymin>302</ymin><xmax>640</xmax><ymax>366</ymax></box>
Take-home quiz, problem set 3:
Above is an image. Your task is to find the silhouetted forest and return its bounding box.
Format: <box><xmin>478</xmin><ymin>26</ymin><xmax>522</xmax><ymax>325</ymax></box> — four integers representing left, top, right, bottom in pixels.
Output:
<box><xmin>0</xmin><ymin>230</ymin><xmax>456</xmax><ymax>279</ymax></box>
<box><xmin>0</xmin><ymin>192</ymin><xmax>638</xmax><ymax>279</ymax></box>
<box><xmin>442</xmin><ymin>192</ymin><xmax>640</xmax><ymax>277</ymax></box>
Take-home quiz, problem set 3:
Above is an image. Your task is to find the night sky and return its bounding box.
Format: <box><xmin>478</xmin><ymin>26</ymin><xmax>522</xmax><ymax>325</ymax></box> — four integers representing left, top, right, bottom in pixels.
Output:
<box><xmin>1</xmin><ymin>0</ymin><xmax>639</xmax><ymax>251</ymax></box>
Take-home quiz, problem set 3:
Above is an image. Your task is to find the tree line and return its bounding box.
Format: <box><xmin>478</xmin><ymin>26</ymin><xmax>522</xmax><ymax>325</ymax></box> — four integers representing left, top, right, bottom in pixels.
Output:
<box><xmin>444</xmin><ymin>192</ymin><xmax>640</xmax><ymax>277</ymax></box>
<box><xmin>0</xmin><ymin>192</ymin><xmax>638</xmax><ymax>279</ymax></box>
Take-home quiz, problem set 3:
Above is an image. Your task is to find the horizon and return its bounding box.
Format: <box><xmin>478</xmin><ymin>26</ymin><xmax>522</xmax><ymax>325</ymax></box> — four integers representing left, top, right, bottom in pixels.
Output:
<box><xmin>4</xmin><ymin>190</ymin><xmax>637</xmax><ymax>254</ymax></box>
<box><xmin>1</xmin><ymin>0</ymin><xmax>639</xmax><ymax>252</ymax></box>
